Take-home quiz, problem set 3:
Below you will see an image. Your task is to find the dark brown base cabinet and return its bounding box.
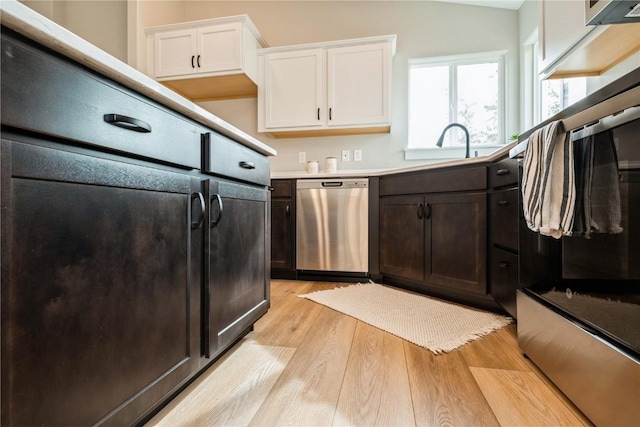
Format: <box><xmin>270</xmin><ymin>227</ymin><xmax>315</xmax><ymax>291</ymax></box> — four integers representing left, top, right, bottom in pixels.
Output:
<box><xmin>487</xmin><ymin>158</ymin><xmax>520</xmax><ymax>317</ymax></box>
<box><xmin>380</xmin><ymin>192</ymin><xmax>487</xmax><ymax>295</ymax></box>
<box><xmin>1</xmin><ymin>28</ymin><xmax>270</xmax><ymax>426</ymax></box>
<box><xmin>270</xmin><ymin>179</ymin><xmax>297</xmax><ymax>279</ymax></box>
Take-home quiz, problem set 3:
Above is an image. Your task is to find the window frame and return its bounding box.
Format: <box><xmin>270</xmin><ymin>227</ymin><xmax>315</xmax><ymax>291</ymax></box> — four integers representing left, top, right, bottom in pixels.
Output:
<box><xmin>405</xmin><ymin>50</ymin><xmax>507</xmax><ymax>161</ymax></box>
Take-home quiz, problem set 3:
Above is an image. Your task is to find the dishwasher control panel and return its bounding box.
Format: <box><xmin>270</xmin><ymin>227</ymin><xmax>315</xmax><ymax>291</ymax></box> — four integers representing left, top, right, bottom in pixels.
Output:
<box><xmin>296</xmin><ymin>178</ymin><xmax>369</xmax><ymax>190</ymax></box>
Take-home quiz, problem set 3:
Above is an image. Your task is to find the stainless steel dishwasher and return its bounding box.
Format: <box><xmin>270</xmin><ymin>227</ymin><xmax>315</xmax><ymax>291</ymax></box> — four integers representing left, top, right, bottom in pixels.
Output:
<box><xmin>296</xmin><ymin>178</ymin><xmax>368</xmax><ymax>277</ymax></box>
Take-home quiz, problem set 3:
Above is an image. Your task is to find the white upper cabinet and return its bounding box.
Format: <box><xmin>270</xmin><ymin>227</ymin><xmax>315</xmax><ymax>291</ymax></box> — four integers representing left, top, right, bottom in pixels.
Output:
<box><xmin>258</xmin><ymin>35</ymin><xmax>396</xmax><ymax>138</ymax></box>
<box><xmin>146</xmin><ymin>16</ymin><xmax>267</xmax><ymax>101</ymax></box>
<box><xmin>538</xmin><ymin>0</ymin><xmax>640</xmax><ymax>79</ymax></box>
<box><xmin>539</xmin><ymin>0</ymin><xmax>593</xmax><ymax>76</ymax></box>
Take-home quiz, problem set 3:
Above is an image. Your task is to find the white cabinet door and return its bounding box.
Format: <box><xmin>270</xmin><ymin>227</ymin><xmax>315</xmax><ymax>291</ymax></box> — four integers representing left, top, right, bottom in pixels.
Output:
<box><xmin>154</xmin><ymin>29</ymin><xmax>197</xmax><ymax>78</ymax></box>
<box><xmin>327</xmin><ymin>43</ymin><xmax>390</xmax><ymax>127</ymax></box>
<box><xmin>263</xmin><ymin>49</ymin><xmax>324</xmax><ymax>129</ymax></box>
<box><xmin>197</xmin><ymin>23</ymin><xmax>243</xmax><ymax>74</ymax></box>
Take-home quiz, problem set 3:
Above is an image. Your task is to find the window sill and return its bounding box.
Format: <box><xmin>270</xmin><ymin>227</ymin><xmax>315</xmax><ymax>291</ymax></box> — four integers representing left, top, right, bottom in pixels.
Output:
<box><xmin>404</xmin><ymin>145</ymin><xmax>506</xmax><ymax>161</ymax></box>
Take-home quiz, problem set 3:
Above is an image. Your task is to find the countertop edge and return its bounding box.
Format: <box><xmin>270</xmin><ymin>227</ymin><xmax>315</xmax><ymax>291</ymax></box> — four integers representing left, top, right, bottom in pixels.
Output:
<box><xmin>271</xmin><ymin>143</ymin><xmax>515</xmax><ymax>180</ymax></box>
<box><xmin>0</xmin><ymin>0</ymin><xmax>277</xmax><ymax>157</ymax></box>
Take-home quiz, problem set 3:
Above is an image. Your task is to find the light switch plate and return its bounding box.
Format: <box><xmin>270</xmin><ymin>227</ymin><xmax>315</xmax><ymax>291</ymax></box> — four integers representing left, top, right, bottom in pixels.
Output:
<box><xmin>342</xmin><ymin>149</ymin><xmax>351</xmax><ymax>162</ymax></box>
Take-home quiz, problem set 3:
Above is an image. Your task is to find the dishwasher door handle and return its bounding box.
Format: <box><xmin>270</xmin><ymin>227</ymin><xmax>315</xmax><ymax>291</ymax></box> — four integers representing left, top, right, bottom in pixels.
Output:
<box><xmin>321</xmin><ymin>181</ymin><xmax>343</xmax><ymax>187</ymax></box>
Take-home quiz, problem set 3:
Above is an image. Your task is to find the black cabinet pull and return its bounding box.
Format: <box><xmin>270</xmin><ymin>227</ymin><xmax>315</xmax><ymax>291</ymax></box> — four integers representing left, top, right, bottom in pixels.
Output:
<box><xmin>496</xmin><ymin>169</ymin><xmax>510</xmax><ymax>176</ymax></box>
<box><xmin>239</xmin><ymin>161</ymin><xmax>256</xmax><ymax>170</ymax></box>
<box><xmin>285</xmin><ymin>204</ymin><xmax>290</xmax><ymax>216</ymax></box>
<box><xmin>498</xmin><ymin>262</ymin><xmax>510</xmax><ymax>268</ymax></box>
<box><xmin>425</xmin><ymin>203</ymin><xmax>431</xmax><ymax>219</ymax></box>
<box><xmin>210</xmin><ymin>194</ymin><xmax>223</xmax><ymax>228</ymax></box>
<box><xmin>197</xmin><ymin>54</ymin><xmax>201</xmax><ymax>68</ymax></box>
<box><xmin>329</xmin><ymin>107</ymin><xmax>332</xmax><ymax>121</ymax></box>
<box><xmin>190</xmin><ymin>192</ymin><xmax>205</xmax><ymax>229</ymax></box>
<box><xmin>497</xmin><ymin>200</ymin><xmax>510</xmax><ymax>206</ymax></box>
<box><xmin>103</xmin><ymin>114</ymin><xmax>151</xmax><ymax>133</ymax></box>
<box><xmin>191</xmin><ymin>55</ymin><xmax>195</xmax><ymax>68</ymax></box>
<box><xmin>417</xmin><ymin>203</ymin><xmax>424</xmax><ymax>219</ymax></box>
<box><xmin>317</xmin><ymin>108</ymin><xmax>320</xmax><ymax>121</ymax></box>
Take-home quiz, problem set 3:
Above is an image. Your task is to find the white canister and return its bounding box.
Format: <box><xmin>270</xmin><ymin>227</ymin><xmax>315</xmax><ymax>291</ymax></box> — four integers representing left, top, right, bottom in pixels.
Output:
<box><xmin>325</xmin><ymin>157</ymin><xmax>338</xmax><ymax>174</ymax></box>
<box><xmin>307</xmin><ymin>160</ymin><xmax>319</xmax><ymax>174</ymax></box>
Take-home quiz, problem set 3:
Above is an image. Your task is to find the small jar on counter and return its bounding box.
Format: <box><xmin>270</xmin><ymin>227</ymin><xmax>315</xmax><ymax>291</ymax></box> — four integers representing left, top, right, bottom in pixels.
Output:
<box><xmin>325</xmin><ymin>157</ymin><xmax>337</xmax><ymax>174</ymax></box>
<box><xmin>307</xmin><ymin>160</ymin><xmax>319</xmax><ymax>174</ymax></box>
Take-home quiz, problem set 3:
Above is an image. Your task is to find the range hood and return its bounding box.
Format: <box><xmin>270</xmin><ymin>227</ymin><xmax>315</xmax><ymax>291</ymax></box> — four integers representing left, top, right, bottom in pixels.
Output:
<box><xmin>586</xmin><ymin>0</ymin><xmax>640</xmax><ymax>25</ymax></box>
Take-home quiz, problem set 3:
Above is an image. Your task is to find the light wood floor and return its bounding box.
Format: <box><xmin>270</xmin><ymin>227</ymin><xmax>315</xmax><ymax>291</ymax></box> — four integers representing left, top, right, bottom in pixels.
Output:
<box><xmin>147</xmin><ymin>280</ymin><xmax>593</xmax><ymax>427</ymax></box>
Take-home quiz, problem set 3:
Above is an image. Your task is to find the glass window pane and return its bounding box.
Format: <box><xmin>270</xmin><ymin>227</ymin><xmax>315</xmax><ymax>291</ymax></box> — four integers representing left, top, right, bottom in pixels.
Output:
<box><xmin>408</xmin><ymin>65</ymin><xmax>449</xmax><ymax>148</ymax></box>
<box><xmin>541</xmin><ymin>79</ymin><xmax>563</xmax><ymax>120</ymax></box>
<box><xmin>456</xmin><ymin>62</ymin><xmax>499</xmax><ymax>145</ymax></box>
<box><xmin>540</xmin><ymin>77</ymin><xmax>587</xmax><ymax>120</ymax></box>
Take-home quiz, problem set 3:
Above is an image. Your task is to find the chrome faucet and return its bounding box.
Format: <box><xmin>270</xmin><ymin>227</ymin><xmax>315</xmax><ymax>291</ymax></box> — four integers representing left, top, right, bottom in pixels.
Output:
<box><xmin>436</xmin><ymin>123</ymin><xmax>470</xmax><ymax>158</ymax></box>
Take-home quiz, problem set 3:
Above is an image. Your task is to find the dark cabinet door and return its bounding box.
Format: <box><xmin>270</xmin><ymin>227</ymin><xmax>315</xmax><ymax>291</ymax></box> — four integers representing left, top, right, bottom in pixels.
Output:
<box><xmin>0</xmin><ymin>140</ymin><xmax>202</xmax><ymax>426</ymax></box>
<box><xmin>426</xmin><ymin>192</ymin><xmax>487</xmax><ymax>294</ymax></box>
<box><xmin>271</xmin><ymin>199</ymin><xmax>295</xmax><ymax>271</ymax></box>
<box><xmin>379</xmin><ymin>195</ymin><xmax>425</xmax><ymax>283</ymax></box>
<box><xmin>203</xmin><ymin>179</ymin><xmax>269</xmax><ymax>359</ymax></box>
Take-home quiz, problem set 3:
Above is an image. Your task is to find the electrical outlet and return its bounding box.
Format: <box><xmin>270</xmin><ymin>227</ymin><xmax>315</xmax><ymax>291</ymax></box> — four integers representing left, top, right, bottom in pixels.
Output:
<box><xmin>341</xmin><ymin>149</ymin><xmax>351</xmax><ymax>162</ymax></box>
<box><xmin>354</xmin><ymin>149</ymin><xmax>362</xmax><ymax>162</ymax></box>
<box><xmin>298</xmin><ymin>152</ymin><xmax>306</xmax><ymax>163</ymax></box>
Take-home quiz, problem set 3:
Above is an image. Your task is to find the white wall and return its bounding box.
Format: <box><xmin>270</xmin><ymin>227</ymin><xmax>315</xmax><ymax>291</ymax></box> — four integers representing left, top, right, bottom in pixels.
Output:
<box><xmin>20</xmin><ymin>0</ymin><xmax>128</xmax><ymax>62</ymax></box>
<box><xmin>179</xmin><ymin>1</ymin><xmax>520</xmax><ymax>173</ymax></box>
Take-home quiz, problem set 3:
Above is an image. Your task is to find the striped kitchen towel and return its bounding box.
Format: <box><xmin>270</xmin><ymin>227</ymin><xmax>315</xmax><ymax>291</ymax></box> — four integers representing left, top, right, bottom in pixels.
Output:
<box><xmin>521</xmin><ymin>120</ymin><xmax>575</xmax><ymax>239</ymax></box>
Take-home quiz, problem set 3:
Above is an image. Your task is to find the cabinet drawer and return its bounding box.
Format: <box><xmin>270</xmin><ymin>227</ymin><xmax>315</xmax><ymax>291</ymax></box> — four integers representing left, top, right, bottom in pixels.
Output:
<box><xmin>490</xmin><ymin>188</ymin><xmax>518</xmax><ymax>250</ymax></box>
<box><xmin>203</xmin><ymin>132</ymin><xmax>270</xmax><ymax>186</ymax></box>
<box><xmin>489</xmin><ymin>158</ymin><xmax>518</xmax><ymax>188</ymax></box>
<box><xmin>380</xmin><ymin>166</ymin><xmax>486</xmax><ymax>196</ymax></box>
<box><xmin>0</xmin><ymin>32</ymin><xmax>200</xmax><ymax>169</ymax></box>
<box><xmin>271</xmin><ymin>179</ymin><xmax>294</xmax><ymax>198</ymax></box>
<box><xmin>490</xmin><ymin>247</ymin><xmax>519</xmax><ymax>317</ymax></box>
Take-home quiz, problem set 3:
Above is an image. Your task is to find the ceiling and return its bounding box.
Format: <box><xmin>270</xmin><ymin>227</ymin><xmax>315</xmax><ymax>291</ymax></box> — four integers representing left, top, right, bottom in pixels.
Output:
<box><xmin>425</xmin><ymin>0</ymin><xmax>525</xmax><ymax>10</ymax></box>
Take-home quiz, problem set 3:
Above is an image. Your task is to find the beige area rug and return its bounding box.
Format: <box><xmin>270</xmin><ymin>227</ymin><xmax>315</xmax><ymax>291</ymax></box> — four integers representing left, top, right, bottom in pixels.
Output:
<box><xmin>299</xmin><ymin>283</ymin><xmax>513</xmax><ymax>354</ymax></box>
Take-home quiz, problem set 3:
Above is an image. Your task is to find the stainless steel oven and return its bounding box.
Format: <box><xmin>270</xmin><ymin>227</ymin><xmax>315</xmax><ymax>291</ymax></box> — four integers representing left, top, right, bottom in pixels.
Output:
<box><xmin>512</xmin><ymin>73</ymin><xmax>640</xmax><ymax>427</ymax></box>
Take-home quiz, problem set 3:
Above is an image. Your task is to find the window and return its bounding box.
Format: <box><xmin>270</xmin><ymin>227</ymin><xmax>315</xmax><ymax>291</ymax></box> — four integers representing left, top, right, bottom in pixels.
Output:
<box><xmin>407</xmin><ymin>52</ymin><xmax>505</xmax><ymax>159</ymax></box>
<box><xmin>540</xmin><ymin>77</ymin><xmax>587</xmax><ymax>120</ymax></box>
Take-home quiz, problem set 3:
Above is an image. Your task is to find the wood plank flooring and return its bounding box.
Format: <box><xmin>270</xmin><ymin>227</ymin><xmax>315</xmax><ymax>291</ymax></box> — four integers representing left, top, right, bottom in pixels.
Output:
<box><xmin>147</xmin><ymin>280</ymin><xmax>592</xmax><ymax>427</ymax></box>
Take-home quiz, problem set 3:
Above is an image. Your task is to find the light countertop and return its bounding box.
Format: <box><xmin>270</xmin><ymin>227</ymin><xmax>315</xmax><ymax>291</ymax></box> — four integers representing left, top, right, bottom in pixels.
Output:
<box><xmin>271</xmin><ymin>143</ymin><xmax>516</xmax><ymax>179</ymax></box>
<box><xmin>0</xmin><ymin>0</ymin><xmax>277</xmax><ymax>157</ymax></box>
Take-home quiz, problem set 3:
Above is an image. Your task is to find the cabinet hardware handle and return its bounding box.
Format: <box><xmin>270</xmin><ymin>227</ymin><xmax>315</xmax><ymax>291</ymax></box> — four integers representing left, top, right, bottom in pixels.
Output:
<box><xmin>329</xmin><ymin>107</ymin><xmax>332</xmax><ymax>121</ymax></box>
<box><xmin>498</xmin><ymin>262</ymin><xmax>510</xmax><ymax>268</ymax></box>
<box><xmin>191</xmin><ymin>192</ymin><xmax>205</xmax><ymax>229</ymax></box>
<box><xmin>210</xmin><ymin>194</ymin><xmax>223</xmax><ymax>228</ymax></box>
<box><xmin>268</xmin><ymin>186</ymin><xmax>275</xmax><ymax>192</ymax></box>
<box><xmin>317</xmin><ymin>108</ymin><xmax>320</xmax><ymax>121</ymax></box>
<box><xmin>103</xmin><ymin>114</ymin><xmax>151</xmax><ymax>133</ymax></box>
<box><xmin>497</xmin><ymin>200</ymin><xmax>510</xmax><ymax>206</ymax></box>
<box><xmin>417</xmin><ymin>203</ymin><xmax>424</xmax><ymax>219</ymax></box>
<box><xmin>496</xmin><ymin>169</ymin><xmax>510</xmax><ymax>176</ymax></box>
<box><xmin>425</xmin><ymin>203</ymin><xmax>431</xmax><ymax>219</ymax></box>
<box><xmin>191</xmin><ymin>55</ymin><xmax>195</xmax><ymax>68</ymax></box>
<box><xmin>285</xmin><ymin>204</ymin><xmax>290</xmax><ymax>216</ymax></box>
<box><xmin>239</xmin><ymin>161</ymin><xmax>256</xmax><ymax>169</ymax></box>
<box><xmin>197</xmin><ymin>54</ymin><xmax>201</xmax><ymax>68</ymax></box>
